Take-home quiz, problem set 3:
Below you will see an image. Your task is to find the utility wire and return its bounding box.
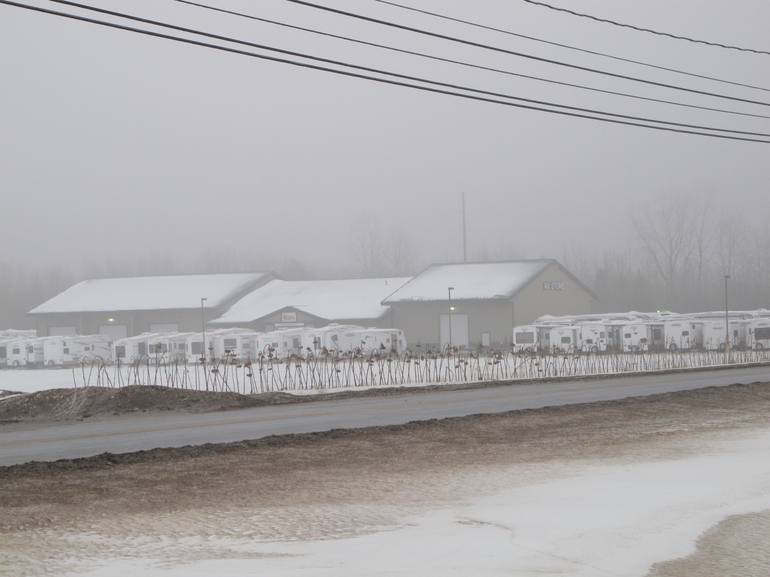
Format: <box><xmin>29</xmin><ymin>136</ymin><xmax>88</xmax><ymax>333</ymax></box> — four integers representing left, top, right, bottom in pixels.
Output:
<box><xmin>521</xmin><ymin>0</ymin><xmax>770</xmax><ymax>56</ymax></box>
<box><xmin>174</xmin><ymin>0</ymin><xmax>770</xmax><ymax>121</ymax></box>
<box><xmin>284</xmin><ymin>0</ymin><xmax>770</xmax><ymax>109</ymax></box>
<box><xmin>375</xmin><ymin>0</ymin><xmax>770</xmax><ymax>93</ymax></box>
<box><xmin>39</xmin><ymin>0</ymin><xmax>770</xmax><ymax>137</ymax></box>
<box><xmin>1</xmin><ymin>1</ymin><xmax>768</xmax><ymax>143</ymax></box>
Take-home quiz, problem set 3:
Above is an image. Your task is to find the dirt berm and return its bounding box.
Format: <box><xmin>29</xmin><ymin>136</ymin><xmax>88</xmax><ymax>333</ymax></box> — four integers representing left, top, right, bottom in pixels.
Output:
<box><xmin>0</xmin><ymin>386</ymin><xmax>304</xmax><ymax>424</ymax></box>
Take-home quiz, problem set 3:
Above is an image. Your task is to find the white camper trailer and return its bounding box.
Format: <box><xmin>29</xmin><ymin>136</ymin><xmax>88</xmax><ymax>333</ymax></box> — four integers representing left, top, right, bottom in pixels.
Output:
<box><xmin>700</xmin><ymin>320</ymin><xmax>746</xmax><ymax>351</ymax></box>
<box><xmin>300</xmin><ymin>325</ymin><xmax>360</xmax><ymax>354</ymax></box>
<box><xmin>146</xmin><ymin>333</ymin><xmax>180</xmax><ymax>362</ymax></box>
<box><xmin>621</xmin><ymin>323</ymin><xmax>650</xmax><ymax>352</ymax></box>
<box><xmin>579</xmin><ymin>323</ymin><xmax>608</xmax><ymax>352</ymax></box>
<box><xmin>42</xmin><ymin>335</ymin><xmax>111</xmax><ymax>366</ymax></box>
<box><xmin>6</xmin><ymin>338</ymin><xmax>44</xmax><ymax>367</ymax></box>
<box><xmin>255</xmin><ymin>329</ymin><xmax>306</xmax><ymax>359</ymax></box>
<box><xmin>746</xmin><ymin>318</ymin><xmax>770</xmax><ymax>349</ymax></box>
<box><xmin>209</xmin><ymin>330</ymin><xmax>259</xmax><ymax>363</ymax></box>
<box><xmin>335</xmin><ymin>328</ymin><xmax>407</xmax><ymax>355</ymax></box>
<box><xmin>662</xmin><ymin>320</ymin><xmax>695</xmax><ymax>351</ymax></box>
<box><xmin>549</xmin><ymin>326</ymin><xmax>579</xmax><ymax>353</ymax></box>
<box><xmin>112</xmin><ymin>333</ymin><xmax>158</xmax><ymax>363</ymax></box>
<box><xmin>513</xmin><ymin>325</ymin><xmax>541</xmax><ymax>353</ymax></box>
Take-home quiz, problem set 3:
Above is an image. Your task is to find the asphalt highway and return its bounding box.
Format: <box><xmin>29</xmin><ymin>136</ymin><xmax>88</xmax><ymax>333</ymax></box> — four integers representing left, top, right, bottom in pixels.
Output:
<box><xmin>1</xmin><ymin>365</ymin><xmax>769</xmax><ymax>466</ymax></box>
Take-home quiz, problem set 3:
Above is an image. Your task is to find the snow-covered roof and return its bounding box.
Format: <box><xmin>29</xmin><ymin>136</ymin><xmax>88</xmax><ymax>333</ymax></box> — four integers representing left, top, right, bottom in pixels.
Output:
<box><xmin>211</xmin><ymin>277</ymin><xmax>411</xmax><ymax>324</ymax></box>
<box><xmin>29</xmin><ymin>273</ymin><xmax>268</xmax><ymax>314</ymax></box>
<box><xmin>383</xmin><ymin>260</ymin><xmax>554</xmax><ymax>303</ymax></box>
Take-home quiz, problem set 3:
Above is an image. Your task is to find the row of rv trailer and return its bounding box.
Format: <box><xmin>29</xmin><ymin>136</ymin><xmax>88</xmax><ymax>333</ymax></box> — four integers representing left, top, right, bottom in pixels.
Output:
<box><xmin>0</xmin><ymin>326</ymin><xmax>408</xmax><ymax>368</ymax></box>
<box><xmin>513</xmin><ymin>310</ymin><xmax>770</xmax><ymax>353</ymax></box>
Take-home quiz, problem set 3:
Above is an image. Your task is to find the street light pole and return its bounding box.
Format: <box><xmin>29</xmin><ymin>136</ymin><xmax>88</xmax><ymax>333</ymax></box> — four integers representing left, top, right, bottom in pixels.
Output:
<box><xmin>201</xmin><ymin>297</ymin><xmax>208</xmax><ymax>390</ymax></box>
<box><xmin>448</xmin><ymin>287</ymin><xmax>455</xmax><ymax>351</ymax></box>
<box><xmin>723</xmin><ymin>275</ymin><xmax>730</xmax><ymax>363</ymax></box>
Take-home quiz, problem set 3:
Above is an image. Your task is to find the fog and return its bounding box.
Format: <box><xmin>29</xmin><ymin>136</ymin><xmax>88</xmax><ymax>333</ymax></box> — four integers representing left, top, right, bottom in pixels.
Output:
<box><xmin>1</xmin><ymin>0</ymin><xmax>769</xmax><ymax>324</ymax></box>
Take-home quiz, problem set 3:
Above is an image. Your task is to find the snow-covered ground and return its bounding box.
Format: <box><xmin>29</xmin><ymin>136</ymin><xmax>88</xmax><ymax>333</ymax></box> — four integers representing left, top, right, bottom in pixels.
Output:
<box><xmin>69</xmin><ymin>430</ymin><xmax>770</xmax><ymax>577</ymax></box>
<box><xmin>0</xmin><ymin>368</ymin><xmax>75</xmax><ymax>393</ymax></box>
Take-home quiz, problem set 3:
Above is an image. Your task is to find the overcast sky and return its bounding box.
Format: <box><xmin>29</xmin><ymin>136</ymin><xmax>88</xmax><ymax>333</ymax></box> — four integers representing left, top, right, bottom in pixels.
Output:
<box><xmin>1</xmin><ymin>0</ymin><xmax>769</xmax><ymax>277</ymax></box>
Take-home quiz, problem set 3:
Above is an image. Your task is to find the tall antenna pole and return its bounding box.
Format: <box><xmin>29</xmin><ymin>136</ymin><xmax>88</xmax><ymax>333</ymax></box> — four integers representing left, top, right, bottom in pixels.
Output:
<box><xmin>462</xmin><ymin>191</ymin><xmax>468</xmax><ymax>262</ymax></box>
<box><xmin>201</xmin><ymin>297</ymin><xmax>208</xmax><ymax>391</ymax></box>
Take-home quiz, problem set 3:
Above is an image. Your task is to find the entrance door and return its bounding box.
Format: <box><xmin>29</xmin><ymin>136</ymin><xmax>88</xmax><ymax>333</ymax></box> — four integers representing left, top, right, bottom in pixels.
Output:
<box><xmin>440</xmin><ymin>314</ymin><xmax>469</xmax><ymax>348</ymax></box>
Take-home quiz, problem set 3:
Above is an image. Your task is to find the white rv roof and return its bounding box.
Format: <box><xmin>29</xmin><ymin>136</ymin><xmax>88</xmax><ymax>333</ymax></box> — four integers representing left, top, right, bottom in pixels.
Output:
<box><xmin>29</xmin><ymin>273</ymin><xmax>268</xmax><ymax>314</ymax></box>
<box><xmin>211</xmin><ymin>278</ymin><xmax>411</xmax><ymax>324</ymax></box>
<box><xmin>383</xmin><ymin>260</ymin><xmax>555</xmax><ymax>302</ymax></box>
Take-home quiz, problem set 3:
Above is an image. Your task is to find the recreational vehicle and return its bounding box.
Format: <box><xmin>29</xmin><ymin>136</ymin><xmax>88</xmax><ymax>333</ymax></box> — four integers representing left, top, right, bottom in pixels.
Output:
<box><xmin>255</xmin><ymin>329</ymin><xmax>306</xmax><ymax>359</ymax></box>
<box><xmin>621</xmin><ymin>324</ymin><xmax>651</xmax><ymax>352</ymax></box>
<box><xmin>662</xmin><ymin>320</ymin><xmax>695</xmax><ymax>351</ymax></box>
<box><xmin>513</xmin><ymin>325</ymin><xmax>542</xmax><ymax>353</ymax></box>
<box><xmin>746</xmin><ymin>318</ymin><xmax>770</xmax><ymax>349</ymax></box>
<box><xmin>579</xmin><ymin>323</ymin><xmax>608</xmax><ymax>352</ymax></box>
<box><xmin>700</xmin><ymin>320</ymin><xmax>746</xmax><ymax>351</ymax></box>
<box><xmin>42</xmin><ymin>335</ymin><xmax>111</xmax><ymax>366</ymax></box>
<box><xmin>549</xmin><ymin>325</ymin><xmax>579</xmax><ymax>353</ymax></box>
<box><xmin>208</xmin><ymin>330</ymin><xmax>259</xmax><ymax>363</ymax></box>
<box><xmin>112</xmin><ymin>333</ymin><xmax>157</xmax><ymax>363</ymax></box>
<box><xmin>335</xmin><ymin>328</ymin><xmax>407</xmax><ymax>355</ymax></box>
<box><xmin>6</xmin><ymin>338</ymin><xmax>44</xmax><ymax>367</ymax></box>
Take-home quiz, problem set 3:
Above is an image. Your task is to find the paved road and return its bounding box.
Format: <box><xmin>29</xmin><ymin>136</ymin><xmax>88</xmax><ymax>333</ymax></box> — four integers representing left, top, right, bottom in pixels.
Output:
<box><xmin>1</xmin><ymin>366</ymin><xmax>769</xmax><ymax>467</ymax></box>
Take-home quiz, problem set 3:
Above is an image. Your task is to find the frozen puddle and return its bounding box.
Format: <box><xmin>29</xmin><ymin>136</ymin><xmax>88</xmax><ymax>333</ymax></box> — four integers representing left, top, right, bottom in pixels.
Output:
<box><xmin>71</xmin><ymin>430</ymin><xmax>770</xmax><ymax>577</ymax></box>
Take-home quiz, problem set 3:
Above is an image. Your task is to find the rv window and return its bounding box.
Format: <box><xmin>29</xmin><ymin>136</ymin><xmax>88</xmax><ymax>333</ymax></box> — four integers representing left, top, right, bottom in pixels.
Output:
<box><xmin>516</xmin><ymin>332</ymin><xmax>535</xmax><ymax>344</ymax></box>
<box><xmin>0</xmin><ymin>346</ymin><xmax>5</xmax><ymax>359</ymax></box>
<box><xmin>63</xmin><ymin>348</ymin><xmax>69</xmax><ymax>354</ymax></box>
<box><xmin>585</xmin><ymin>339</ymin><xmax>594</xmax><ymax>344</ymax></box>
<box><xmin>115</xmin><ymin>345</ymin><xmax>126</xmax><ymax>358</ymax></box>
<box><xmin>756</xmin><ymin>327</ymin><xmax>770</xmax><ymax>341</ymax></box>
<box><xmin>652</xmin><ymin>328</ymin><xmax>662</xmax><ymax>339</ymax></box>
<box><xmin>560</xmin><ymin>336</ymin><xmax>571</xmax><ymax>344</ymax></box>
<box><xmin>624</xmin><ymin>333</ymin><xmax>631</xmax><ymax>339</ymax></box>
<box><xmin>224</xmin><ymin>338</ymin><xmax>237</xmax><ymax>350</ymax></box>
<box><xmin>682</xmin><ymin>331</ymin><xmax>690</xmax><ymax>337</ymax></box>
<box><xmin>191</xmin><ymin>342</ymin><xmax>203</xmax><ymax>355</ymax></box>
<box><xmin>640</xmin><ymin>338</ymin><xmax>648</xmax><ymax>343</ymax></box>
<box><xmin>26</xmin><ymin>346</ymin><xmax>33</xmax><ymax>353</ymax></box>
<box><xmin>12</xmin><ymin>348</ymin><xmax>19</xmax><ymax>355</ymax></box>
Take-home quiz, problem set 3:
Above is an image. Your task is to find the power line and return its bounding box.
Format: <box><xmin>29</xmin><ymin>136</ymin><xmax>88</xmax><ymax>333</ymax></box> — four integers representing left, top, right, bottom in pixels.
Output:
<box><xmin>521</xmin><ymin>0</ymin><xmax>770</xmax><ymax>56</ymax></box>
<box><xmin>0</xmin><ymin>1</ymin><xmax>767</xmax><ymax>143</ymax></box>
<box><xmin>39</xmin><ymin>0</ymin><xmax>770</xmax><ymax>137</ymax></box>
<box><xmin>375</xmin><ymin>0</ymin><xmax>770</xmax><ymax>93</ymax></box>
<box><xmin>174</xmin><ymin>0</ymin><xmax>770</xmax><ymax>121</ymax></box>
<box><xmin>285</xmin><ymin>0</ymin><xmax>770</xmax><ymax>109</ymax></box>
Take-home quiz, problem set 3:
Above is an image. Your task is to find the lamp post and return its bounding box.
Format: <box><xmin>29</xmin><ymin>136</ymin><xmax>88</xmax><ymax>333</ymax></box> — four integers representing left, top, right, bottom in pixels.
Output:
<box><xmin>201</xmin><ymin>297</ymin><xmax>208</xmax><ymax>390</ymax></box>
<box><xmin>448</xmin><ymin>287</ymin><xmax>455</xmax><ymax>350</ymax></box>
<box><xmin>723</xmin><ymin>275</ymin><xmax>730</xmax><ymax>363</ymax></box>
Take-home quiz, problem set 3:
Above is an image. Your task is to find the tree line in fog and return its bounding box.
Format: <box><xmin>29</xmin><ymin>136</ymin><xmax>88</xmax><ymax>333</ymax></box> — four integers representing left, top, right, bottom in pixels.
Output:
<box><xmin>1</xmin><ymin>195</ymin><xmax>767</xmax><ymax>328</ymax></box>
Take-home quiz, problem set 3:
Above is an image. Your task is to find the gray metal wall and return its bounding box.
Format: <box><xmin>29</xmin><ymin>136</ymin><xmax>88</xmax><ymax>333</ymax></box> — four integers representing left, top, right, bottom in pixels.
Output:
<box><xmin>388</xmin><ymin>263</ymin><xmax>595</xmax><ymax>349</ymax></box>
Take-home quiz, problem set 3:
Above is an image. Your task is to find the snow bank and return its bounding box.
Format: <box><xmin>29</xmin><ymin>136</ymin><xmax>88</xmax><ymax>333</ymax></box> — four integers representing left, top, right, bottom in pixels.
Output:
<box><xmin>70</xmin><ymin>430</ymin><xmax>770</xmax><ymax>576</ymax></box>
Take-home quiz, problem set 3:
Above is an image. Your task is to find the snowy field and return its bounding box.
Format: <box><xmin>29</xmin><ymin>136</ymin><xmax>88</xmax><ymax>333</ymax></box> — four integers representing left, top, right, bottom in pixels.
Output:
<box><xmin>0</xmin><ymin>368</ymin><xmax>75</xmax><ymax>393</ymax></box>
<box><xmin>67</xmin><ymin>430</ymin><xmax>770</xmax><ymax>577</ymax></box>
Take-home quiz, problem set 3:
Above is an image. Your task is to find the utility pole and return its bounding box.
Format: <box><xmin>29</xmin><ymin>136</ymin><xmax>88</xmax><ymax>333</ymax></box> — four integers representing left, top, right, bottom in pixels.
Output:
<box><xmin>723</xmin><ymin>275</ymin><xmax>730</xmax><ymax>364</ymax></box>
<box><xmin>201</xmin><ymin>297</ymin><xmax>208</xmax><ymax>391</ymax></box>
<box><xmin>448</xmin><ymin>286</ymin><xmax>455</xmax><ymax>350</ymax></box>
<box><xmin>461</xmin><ymin>192</ymin><xmax>467</xmax><ymax>263</ymax></box>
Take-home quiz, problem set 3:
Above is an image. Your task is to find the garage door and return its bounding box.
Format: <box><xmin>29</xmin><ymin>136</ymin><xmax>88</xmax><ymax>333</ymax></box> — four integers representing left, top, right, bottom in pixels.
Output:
<box><xmin>439</xmin><ymin>314</ymin><xmax>469</xmax><ymax>348</ymax></box>
<box><xmin>150</xmin><ymin>323</ymin><xmax>179</xmax><ymax>333</ymax></box>
<box><xmin>99</xmin><ymin>324</ymin><xmax>128</xmax><ymax>341</ymax></box>
<box><xmin>49</xmin><ymin>326</ymin><xmax>77</xmax><ymax>336</ymax></box>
